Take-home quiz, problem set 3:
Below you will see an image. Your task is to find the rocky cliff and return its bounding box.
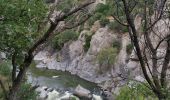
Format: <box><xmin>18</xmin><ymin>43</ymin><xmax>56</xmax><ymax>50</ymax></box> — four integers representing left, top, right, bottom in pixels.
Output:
<box><xmin>34</xmin><ymin>21</ymin><xmax>131</xmax><ymax>92</ymax></box>
<box><xmin>34</xmin><ymin>13</ymin><xmax>170</xmax><ymax>94</ymax></box>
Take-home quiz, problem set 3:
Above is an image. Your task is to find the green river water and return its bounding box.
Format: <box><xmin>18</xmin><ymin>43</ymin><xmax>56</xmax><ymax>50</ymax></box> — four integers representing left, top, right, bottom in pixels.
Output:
<box><xmin>27</xmin><ymin>65</ymin><xmax>101</xmax><ymax>94</ymax></box>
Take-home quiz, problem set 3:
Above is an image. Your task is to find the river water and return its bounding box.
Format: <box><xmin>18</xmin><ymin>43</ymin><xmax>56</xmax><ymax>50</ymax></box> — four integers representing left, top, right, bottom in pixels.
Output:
<box><xmin>27</xmin><ymin>65</ymin><xmax>102</xmax><ymax>96</ymax></box>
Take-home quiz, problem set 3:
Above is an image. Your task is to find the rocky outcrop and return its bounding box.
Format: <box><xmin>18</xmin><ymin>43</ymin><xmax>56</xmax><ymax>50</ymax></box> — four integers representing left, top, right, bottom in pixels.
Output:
<box><xmin>34</xmin><ymin>26</ymin><xmax>132</xmax><ymax>96</ymax></box>
<box><xmin>35</xmin><ymin>14</ymin><xmax>170</xmax><ymax>94</ymax></box>
<box><xmin>34</xmin><ymin>27</ymin><xmax>119</xmax><ymax>83</ymax></box>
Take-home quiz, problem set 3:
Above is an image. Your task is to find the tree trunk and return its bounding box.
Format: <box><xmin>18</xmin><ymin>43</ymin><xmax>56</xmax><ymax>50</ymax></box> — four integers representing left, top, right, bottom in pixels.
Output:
<box><xmin>8</xmin><ymin>89</ymin><xmax>17</xmax><ymax>100</ymax></box>
<box><xmin>157</xmin><ymin>94</ymin><xmax>166</xmax><ymax>100</ymax></box>
<box><xmin>7</xmin><ymin>55</ymin><xmax>33</xmax><ymax>100</ymax></box>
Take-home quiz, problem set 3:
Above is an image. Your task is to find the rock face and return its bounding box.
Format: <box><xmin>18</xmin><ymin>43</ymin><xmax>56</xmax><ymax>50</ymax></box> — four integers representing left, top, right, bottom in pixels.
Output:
<box><xmin>34</xmin><ymin>26</ymin><xmax>131</xmax><ymax>94</ymax></box>
<box><xmin>34</xmin><ymin>14</ymin><xmax>170</xmax><ymax>94</ymax></box>
<box><xmin>34</xmin><ymin>27</ymin><xmax>121</xmax><ymax>83</ymax></box>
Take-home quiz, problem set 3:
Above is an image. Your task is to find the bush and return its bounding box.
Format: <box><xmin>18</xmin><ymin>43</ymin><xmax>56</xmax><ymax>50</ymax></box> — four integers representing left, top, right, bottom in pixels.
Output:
<box><xmin>0</xmin><ymin>61</ymin><xmax>11</xmax><ymax>76</ymax></box>
<box><xmin>96</xmin><ymin>48</ymin><xmax>117</xmax><ymax>74</ymax></box>
<box><xmin>17</xmin><ymin>83</ymin><xmax>38</xmax><ymax>100</ymax></box>
<box><xmin>88</xmin><ymin>2</ymin><xmax>114</xmax><ymax>27</ymax></box>
<box><xmin>108</xmin><ymin>21</ymin><xmax>128</xmax><ymax>33</ymax></box>
<box><xmin>112</xmin><ymin>40</ymin><xmax>121</xmax><ymax>52</ymax></box>
<box><xmin>95</xmin><ymin>3</ymin><xmax>114</xmax><ymax>16</ymax></box>
<box><xmin>53</xmin><ymin>30</ymin><xmax>79</xmax><ymax>50</ymax></box>
<box><xmin>116</xmin><ymin>82</ymin><xmax>157</xmax><ymax>100</ymax></box>
<box><xmin>99</xmin><ymin>17</ymin><xmax>110</xmax><ymax>27</ymax></box>
<box><xmin>126</xmin><ymin>44</ymin><xmax>133</xmax><ymax>54</ymax></box>
<box><xmin>88</xmin><ymin>13</ymin><xmax>103</xmax><ymax>26</ymax></box>
<box><xmin>95</xmin><ymin>3</ymin><xmax>110</xmax><ymax>15</ymax></box>
<box><xmin>83</xmin><ymin>34</ymin><xmax>93</xmax><ymax>52</ymax></box>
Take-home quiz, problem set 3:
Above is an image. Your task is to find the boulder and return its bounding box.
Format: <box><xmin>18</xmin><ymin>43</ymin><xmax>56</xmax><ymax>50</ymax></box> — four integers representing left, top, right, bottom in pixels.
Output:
<box><xmin>36</xmin><ymin>86</ymin><xmax>48</xmax><ymax>99</ymax></box>
<box><xmin>92</xmin><ymin>94</ymin><xmax>102</xmax><ymax>100</ymax></box>
<box><xmin>47</xmin><ymin>90</ymin><xmax>60</xmax><ymax>100</ymax></box>
<box><xmin>58</xmin><ymin>91</ymin><xmax>70</xmax><ymax>100</ymax></box>
<box><xmin>73</xmin><ymin>85</ymin><xmax>92</xmax><ymax>99</ymax></box>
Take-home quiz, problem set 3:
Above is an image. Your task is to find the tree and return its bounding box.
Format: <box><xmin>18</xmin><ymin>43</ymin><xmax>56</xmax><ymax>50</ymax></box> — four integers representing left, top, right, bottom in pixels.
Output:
<box><xmin>0</xmin><ymin>0</ymin><xmax>94</xmax><ymax>100</ymax></box>
<box><xmin>113</xmin><ymin>0</ymin><xmax>170</xmax><ymax>99</ymax></box>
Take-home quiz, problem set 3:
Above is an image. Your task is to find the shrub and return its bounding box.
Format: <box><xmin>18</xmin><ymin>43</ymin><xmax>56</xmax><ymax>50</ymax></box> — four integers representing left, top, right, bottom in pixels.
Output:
<box><xmin>112</xmin><ymin>40</ymin><xmax>121</xmax><ymax>52</ymax></box>
<box><xmin>126</xmin><ymin>44</ymin><xmax>133</xmax><ymax>54</ymax></box>
<box><xmin>96</xmin><ymin>47</ymin><xmax>117</xmax><ymax>74</ymax></box>
<box><xmin>53</xmin><ymin>30</ymin><xmax>79</xmax><ymax>50</ymax></box>
<box><xmin>0</xmin><ymin>61</ymin><xmax>11</xmax><ymax>76</ymax></box>
<box><xmin>95</xmin><ymin>3</ymin><xmax>114</xmax><ymax>16</ymax></box>
<box><xmin>108</xmin><ymin>21</ymin><xmax>128</xmax><ymax>33</ymax></box>
<box><xmin>88</xmin><ymin>12</ymin><xmax>103</xmax><ymax>26</ymax></box>
<box><xmin>83</xmin><ymin>34</ymin><xmax>93</xmax><ymax>52</ymax></box>
<box><xmin>95</xmin><ymin>3</ymin><xmax>110</xmax><ymax>15</ymax></box>
<box><xmin>116</xmin><ymin>82</ymin><xmax>157</xmax><ymax>100</ymax></box>
<box><xmin>87</xmin><ymin>1</ymin><xmax>115</xmax><ymax>27</ymax></box>
<box><xmin>56</xmin><ymin>0</ymin><xmax>79</xmax><ymax>13</ymax></box>
<box><xmin>17</xmin><ymin>83</ymin><xmax>38</xmax><ymax>100</ymax></box>
<box><xmin>99</xmin><ymin>17</ymin><xmax>110</xmax><ymax>27</ymax></box>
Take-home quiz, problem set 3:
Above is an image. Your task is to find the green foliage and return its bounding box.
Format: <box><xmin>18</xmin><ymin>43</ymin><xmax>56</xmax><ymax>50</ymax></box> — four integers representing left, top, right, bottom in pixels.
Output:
<box><xmin>95</xmin><ymin>3</ymin><xmax>110</xmax><ymax>16</ymax></box>
<box><xmin>112</xmin><ymin>40</ymin><xmax>121</xmax><ymax>52</ymax></box>
<box><xmin>0</xmin><ymin>0</ymin><xmax>48</xmax><ymax>63</ymax></box>
<box><xmin>53</xmin><ymin>30</ymin><xmax>79</xmax><ymax>50</ymax></box>
<box><xmin>88</xmin><ymin>1</ymin><xmax>115</xmax><ymax>27</ymax></box>
<box><xmin>83</xmin><ymin>34</ymin><xmax>93</xmax><ymax>52</ymax></box>
<box><xmin>96</xmin><ymin>1</ymin><xmax>115</xmax><ymax>16</ymax></box>
<box><xmin>108</xmin><ymin>21</ymin><xmax>128</xmax><ymax>33</ymax></box>
<box><xmin>56</xmin><ymin>0</ymin><xmax>84</xmax><ymax>13</ymax></box>
<box><xmin>116</xmin><ymin>82</ymin><xmax>157</xmax><ymax>100</ymax></box>
<box><xmin>88</xmin><ymin>13</ymin><xmax>103</xmax><ymax>26</ymax></box>
<box><xmin>0</xmin><ymin>61</ymin><xmax>37</xmax><ymax>100</ymax></box>
<box><xmin>99</xmin><ymin>17</ymin><xmax>110</xmax><ymax>27</ymax></box>
<box><xmin>70</xmin><ymin>97</ymin><xmax>77</xmax><ymax>100</ymax></box>
<box><xmin>56</xmin><ymin>0</ymin><xmax>74</xmax><ymax>13</ymax></box>
<box><xmin>126</xmin><ymin>44</ymin><xmax>133</xmax><ymax>54</ymax></box>
<box><xmin>0</xmin><ymin>61</ymin><xmax>11</xmax><ymax>76</ymax></box>
<box><xmin>96</xmin><ymin>48</ymin><xmax>117</xmax><ymax>74</ymax></box>
<box><xmin>17</xmin><ymin>83</ymin><xmax>38</xmax><ymax>100</ymax></box>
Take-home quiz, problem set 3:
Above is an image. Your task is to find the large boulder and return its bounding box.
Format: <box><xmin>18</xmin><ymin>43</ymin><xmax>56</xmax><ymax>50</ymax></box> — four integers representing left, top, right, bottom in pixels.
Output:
<box><xmin>73</xmin><ymin>85</ymin><xmax>92</xmax><ymax>99</ymax></box>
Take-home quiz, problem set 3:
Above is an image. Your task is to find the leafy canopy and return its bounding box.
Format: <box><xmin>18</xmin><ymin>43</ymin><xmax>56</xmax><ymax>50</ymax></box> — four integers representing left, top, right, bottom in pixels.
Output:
<box><xmin>0</xmin><ymin>0</ymin><xmax>47</xmax><ymax>51</ymax></box>
<box><xmin>0</xmin><ymin>0</ymin><xmax>48</xmax><ymax>63</ymax></box>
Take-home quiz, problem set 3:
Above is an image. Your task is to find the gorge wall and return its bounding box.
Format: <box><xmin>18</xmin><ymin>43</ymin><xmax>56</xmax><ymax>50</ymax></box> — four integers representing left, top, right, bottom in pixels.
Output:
<box><xmin>34</xmin><ymin>13</ymin><xmax>170</xmax><ymax>93</ymax></box>
<box><xmin>34</xmin><ymin>21</ymin><xmax>131</xmax><ymax>92</ymax></box>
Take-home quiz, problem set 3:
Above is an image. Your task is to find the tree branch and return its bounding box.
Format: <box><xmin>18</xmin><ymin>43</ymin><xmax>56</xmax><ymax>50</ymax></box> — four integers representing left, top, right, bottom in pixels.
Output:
<box><xmin>155</xmin><ymin>36</ymin><xmax>168</xmax><ymax>50</ymax></box>
<box><xmin>111</xmin><ymin>15</ymin><xmax>129</xmax><ymax>26</ymax></box>
<box><xmin>121</xmin><ymin>0</ymin><xmax>156</xmax><ymax>91</ymax></box>
<box><xmin>64</xmin><ymin>14</ymin><xmax>91</xmax><ymax>30</ymax></box>
<box><xmin>12</xmin><ymin>52</ymin><xmax>17</xmax><ymax>83</ymax></box>
<box><xmin>9</xmin><ymin>1</ymin><xmax>95</xmax><ymax>99</ymax></box>
<box><xmin>143</xmin><ymin>0</ymin><xmax>161</xmax><ymax>89</ymax></box>
<box><xmin>54</xmin><ymin>1</ymin><xmax>95</xmax><ymax>23</ymax></box>
<box><xmin>146</xmin><ymin>0</ymin><xmax>167</xmax><ymax>31</ymax></box>
<box><xmin>29</xmin><ymin>1</ymin><xmax>94</xmax><ymax>54</ymax></box>
<box><xmin>161</xmin><ymin>36</ymin><xmax>170</xmax><ymax>87</ymax></box>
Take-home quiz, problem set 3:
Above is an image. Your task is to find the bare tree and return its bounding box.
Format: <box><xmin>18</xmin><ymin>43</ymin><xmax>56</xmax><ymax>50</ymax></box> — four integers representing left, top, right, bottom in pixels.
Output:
<box><xmin>0</xmin><ymin>1</ymin><xmax>94</xmax><ymax>100</ymax></box>
<box><xmin>113</xmin><ymin>0</ymin><xmax>170</xmax><ymax>99</ymax></box>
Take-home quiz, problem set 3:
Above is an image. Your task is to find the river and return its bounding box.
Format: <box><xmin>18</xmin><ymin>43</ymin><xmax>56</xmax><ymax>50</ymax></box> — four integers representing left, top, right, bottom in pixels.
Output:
<box><xmin>27</xmin><ymin>64</ymin><xmax>103</xmax><ymax>99</ymax></box>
